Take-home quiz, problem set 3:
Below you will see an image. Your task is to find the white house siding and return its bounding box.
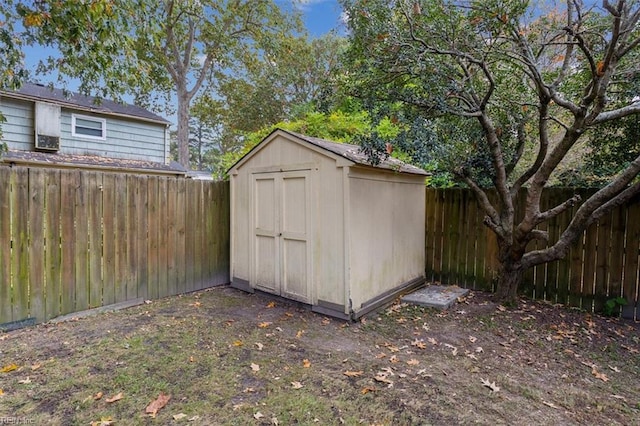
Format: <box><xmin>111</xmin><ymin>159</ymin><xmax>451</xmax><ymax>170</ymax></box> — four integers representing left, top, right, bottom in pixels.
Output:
<box><xmin>1</xmin><ymin>97</ymin><xmax>167</xmax><ymax>164</ymax></box>
<box><xmin>59</xmin><ymin>109</ymin><xmax>167</xmax><ymax>163</ymax></box>
<box><xmin>0</xmin><ymin>98</ymin><xmax>33</xmax><ymax>151</ymax></box>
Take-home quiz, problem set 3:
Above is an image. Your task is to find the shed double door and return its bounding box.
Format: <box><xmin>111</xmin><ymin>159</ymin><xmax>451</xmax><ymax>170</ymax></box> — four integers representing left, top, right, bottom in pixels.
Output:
<box><xmin>251</xmin><ymin>171</ymin><xmax>311</xmax><ymax>303</ymax></box>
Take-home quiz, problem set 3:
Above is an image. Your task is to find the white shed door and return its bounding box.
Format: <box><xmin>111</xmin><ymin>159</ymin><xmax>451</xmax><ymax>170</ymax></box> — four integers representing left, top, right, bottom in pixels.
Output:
<box><xmin>252</xmin><ymin>171</ymin><xmax>311</xmax><ymax>303</ymax></box>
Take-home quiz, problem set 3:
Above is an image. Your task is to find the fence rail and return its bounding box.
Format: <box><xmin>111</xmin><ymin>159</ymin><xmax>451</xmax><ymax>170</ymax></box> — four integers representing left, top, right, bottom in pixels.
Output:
<box><xmin>0</xmin><ymin>166</ymin><xmax>230</xmax><ymax>326</ymax></box>
<box><xmin>425</xmin><ymin>188</ymin><xmax>640</xmax><ymax>320</ymax></box>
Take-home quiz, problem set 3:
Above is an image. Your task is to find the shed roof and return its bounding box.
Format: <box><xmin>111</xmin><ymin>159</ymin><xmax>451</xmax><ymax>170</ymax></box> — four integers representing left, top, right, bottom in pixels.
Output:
<box><xmin>232</xmin><ymin>128</ymin><xmax>428</xmax><ymax>176</ymax></box>
<box><xmin>0</xmin><ymin>82</ymin><xmax>169</xmax><ymax>125</ymax></box>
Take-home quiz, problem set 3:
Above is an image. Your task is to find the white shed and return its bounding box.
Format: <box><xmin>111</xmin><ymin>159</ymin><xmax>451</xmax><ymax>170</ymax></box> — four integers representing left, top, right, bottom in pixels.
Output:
<box><xmin>229</xmin><ymin>129</ymin><xmax>427</xmax><ymax>320</ymax></box>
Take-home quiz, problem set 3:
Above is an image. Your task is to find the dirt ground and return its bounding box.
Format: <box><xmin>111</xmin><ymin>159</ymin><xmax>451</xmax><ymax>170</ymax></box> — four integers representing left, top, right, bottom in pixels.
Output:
<box><xmin>0</xmin><ymin>285</ymin><xmax>639</xmax><ymax>425</ymax></box>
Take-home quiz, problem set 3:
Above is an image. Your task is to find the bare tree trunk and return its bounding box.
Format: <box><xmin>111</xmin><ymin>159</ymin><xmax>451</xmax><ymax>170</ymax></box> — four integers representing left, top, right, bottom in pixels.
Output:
<box><xmin>495</xmin><ymin>247</ymin><xmax>524</xmax><ymax>304</ymax></box>
<box><xmin>177</xmin><ymin>92</ymin><xmax>190</xmax><ymax>169</ymax></box>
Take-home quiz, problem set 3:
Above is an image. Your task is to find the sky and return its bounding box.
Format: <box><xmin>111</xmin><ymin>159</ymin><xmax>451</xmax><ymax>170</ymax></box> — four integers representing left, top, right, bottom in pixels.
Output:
<box><xmin>299</xmin><ymin>0</ymin><xmax>345</xmax><ymax>36</ymax></box>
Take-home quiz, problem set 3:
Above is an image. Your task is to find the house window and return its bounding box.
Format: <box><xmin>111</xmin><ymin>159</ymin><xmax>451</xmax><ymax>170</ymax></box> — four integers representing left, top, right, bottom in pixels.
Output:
<box><xmin>72</xmin><ymin>114</ymin><xmax>106</xmax><ymax>140</ymax></box>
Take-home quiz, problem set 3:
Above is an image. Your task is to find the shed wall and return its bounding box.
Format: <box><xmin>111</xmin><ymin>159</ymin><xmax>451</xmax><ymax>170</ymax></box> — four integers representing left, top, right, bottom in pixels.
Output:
<box><xmin>347</xmin><ymin>168</ymin><xmax>426</xmax><ymax>312</ymax></box>
<box><xmin>230</xmin><ymin>134</ymin><xmax>347</xmax><ymax>309</ymax></box>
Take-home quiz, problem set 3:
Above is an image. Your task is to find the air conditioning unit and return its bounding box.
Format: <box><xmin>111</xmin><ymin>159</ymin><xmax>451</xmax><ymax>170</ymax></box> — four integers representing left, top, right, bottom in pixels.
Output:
<box><xmin>35</xmin><ymin>102</ymin><xmax>61</xmax><ymax>151</ymax></box>
<box><xmin>36</xmin><ymin>134</ymin><xmax>60</xmax><ymax>150</ymax></box>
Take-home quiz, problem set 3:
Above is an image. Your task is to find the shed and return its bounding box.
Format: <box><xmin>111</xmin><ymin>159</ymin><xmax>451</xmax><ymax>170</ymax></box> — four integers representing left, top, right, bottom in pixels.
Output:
<box><xmin>229</xmin><ymin>129</ymin><xmax>427</xmax><ymax>320</ymax></box>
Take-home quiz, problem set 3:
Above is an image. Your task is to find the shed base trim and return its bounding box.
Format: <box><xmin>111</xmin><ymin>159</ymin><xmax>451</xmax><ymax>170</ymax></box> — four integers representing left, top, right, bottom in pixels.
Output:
<box><xmin>231</xmin><ymin>277</ymin><xmax>253</xmax><ymax>293</ymax></box>
<box><xmin>353</xmin><ymin>276</ymin><xmax>426</xmax><ymax>320</ymax></box>
<box><xmin>312</xmin><ymin>300</ymin><xmax>349</xmax><ymax>321</ymax></box>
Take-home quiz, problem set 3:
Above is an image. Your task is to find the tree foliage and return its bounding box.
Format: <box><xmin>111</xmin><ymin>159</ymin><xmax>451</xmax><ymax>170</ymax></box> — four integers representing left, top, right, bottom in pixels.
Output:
<box><xmin>342</xmin><ymin>0</ymin><xmax>640</xmax><ymax>301</ymax></box>
<box><xmin>13</xmin><ymin>0</ymin><xmax>302</xmax><ymax>170</ymax></box>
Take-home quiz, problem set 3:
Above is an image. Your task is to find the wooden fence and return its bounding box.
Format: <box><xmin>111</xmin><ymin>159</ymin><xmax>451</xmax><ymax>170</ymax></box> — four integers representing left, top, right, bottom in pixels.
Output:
<box><xmin>0</xmin><ymin>166</ymin><xmax>230</xmax><ymax>326</ymax></box>
<box><xmin>425</xmin><ymin>188</ymin><xmax>640</xmax><ymax>320</ymax></box>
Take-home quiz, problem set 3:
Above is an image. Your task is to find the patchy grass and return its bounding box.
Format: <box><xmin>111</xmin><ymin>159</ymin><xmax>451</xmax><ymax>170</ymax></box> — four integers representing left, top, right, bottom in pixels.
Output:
<box><xmin>1</xmin><ymin>286</ymin><xmax>639</xmax><ymax>425</ymax></box>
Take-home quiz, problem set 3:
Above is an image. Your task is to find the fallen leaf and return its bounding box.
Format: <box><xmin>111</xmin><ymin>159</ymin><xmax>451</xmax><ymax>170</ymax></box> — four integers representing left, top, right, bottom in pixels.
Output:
<box><xmin>444</xmin><ymin>343</ymin><xmax>458</xmax><ymax>356</ymax></box>
<box><xmin>255</xmin><ymin>342</ymin><xmax>264</xmax><ymax>351</ymax></box>
<box><xmin>497</xmin><ymin>305</ymin><xmax>507</xmax><ymax>312</ymax></box>
<box><xmin>173</xmin><ymin>413</ymin><xmax>188</xmax><ymax>420</ymax></box>
<box><xmin>188</xmin><ymin>416</ymin><xmax>200</xmax><ymax>421</ymax></box>
<box><xmin>386</xmin><ymin>344</ymin><xmax>400</xmax><ymax>353</ymax></box>
<box><xmin>106</xmin><ymin>392</ymin><xmax>123</xmax><ymax>403</ymax></box>
<box><xmin>389</xmin><ymin>355</ymin><xmax>399</xmax><ymax>363</ymax></box>
<box><xmin>251</xmin><ymin>363</ymin><xmax>260</xmax><ymax>372</ymax></box>
<box><xmin>427</xmin><ymin>337</ymin><xmax>438</xmax><ymax>345</ymax></box>
<box><xmin>18</xmin><ymin>377</ymin><xmax>31</xmax><ymax>384</ymax></box>
<box><xmin>90</xmin><ymin>416</ymin><xmax>115</xmax><ymax>426</ymax></box>
<box><xmin>542</xmin><ymin>401</ymin><xmax>559</xmax><ymax>409</ymax></box>
<box><xmin>608</xmin><ymin>365</ymin><xmax>621</xmax><ymax>373</ymax></box>
<box><xmin>94</xmin><ymin>392</ymin><xmax>104</xmax><ymax>400</ymax></box>
<box><xmin>407</xmin><ymin>359</ymin><xmax>420</xmax><ymax>366</ymax></box>
<box><xmin>374</xmin><ymin>375</ymin><xmax>393</xmax><ymax>385</ymax></box>
<box><xmin>481</xmin><ymin>378</ymin><xmax>500</xmax><ymax>392</ymax></box>
<box><xmin>343</xmin><ymin>371</ymin><xmax>364</xmax><ymax>377</ymax></box>
<box><xmin>232</xmin><ymin>340</ymin><xmax>243</xmax><ymax>347</ymax></box>
<box><xmin>271</xmin><ymin>416</ymin><xmax>279</xmax><ymax>425</ymax></box>
<box><xmin>189</xmin><ymin>301</ymin><xmax>201</xmax><ymax>308</ymax></box>
<box><xmin>30</xmin><ymin>363</ymin><xmax>42</xmax><ymax>371</ymax></box>
<box><xmin>233</xmin><ymin>403</ymin><xmax>245</xmax><ymax>410</ymax></box>
<box><xmin>267</xmin><ymin>301</ymin><xmax>276</xmax><ymax>308</ymax></box>
<box><xmin>296</xmin><ymin>330</ymin><xmax>305</xmax><ymax>338</ymax></box>
<box><xmin>591</xmin><ymin>367</ymin><xmax>609</xmax><ymax>382</ymax></box>
<box><xmin>475</xmin><ymin>347</ymin><xmax>484</xmax><ymax>353</ymax></box>
<box><xmin>411</xmin><ymin>339</ymin><xmax>426</xmax><ymax>349</ymax></box>
<box><xmin>189</xmin><ymin>356</ymin><xmax>195</xmax><ymax>363</ymax></box>
<box><xmin>1</xmin><ymin>364</ymin><xmax>18</xmax><ymax>373</ymax></box>
<box><xmin>258</xmin><ymin>322</ymin><xmax>272</xmax><ymax>328</ymax></box>
<box><xmin>375</xmin><ymin>353</ymin><xmax>387</xmax><ymax>359</ymax></box>
<box><xmin>291</xmin><ymin>381</ymin><xmax>303</xmax><ymax>389</ymax></box>
<box><xmin>0</xmin><ymin>389</ymin><xmax>4</xmax><ymax>395</ymax></box>
<box><xmin>254</xmin><ymin>412</ymin><xmax>264</xmax><ymax>420</ymax></box>
<box><xmin>361</xmin><ymin>386</ymin><xmax>377</xmax><ymax>394</ymax></box>
<box><xmin>302</xmin><ymin>359</ymin><xmax>311</xmax><ymax>368</ymax></box>
<box><xmin>469</xmin><ymin>336</ymin><xmax>477</xmax><ymax>343</ymax></box>
<box><xmin>145</xmin><ymin>392</ymin><xmax>171</xmax><ymax>418</ymax></box>
<box><xmin>321</xmin><ymin>317</ymin><xmax>331</xmax><ymax>325</ymax></box>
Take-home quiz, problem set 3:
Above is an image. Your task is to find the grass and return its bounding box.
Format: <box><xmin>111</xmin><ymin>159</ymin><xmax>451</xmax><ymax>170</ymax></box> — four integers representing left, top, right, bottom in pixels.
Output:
<box><xmin>0</xmin><ymin>286</ymin><xmax>639</xmax><ymax>425</ymax></box>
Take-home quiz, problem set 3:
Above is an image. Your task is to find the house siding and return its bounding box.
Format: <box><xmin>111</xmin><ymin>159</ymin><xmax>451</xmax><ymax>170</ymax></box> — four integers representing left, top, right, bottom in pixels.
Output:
<box><xmin>0</xmin><ymin>98</ymin><xmax>33</xmax><ymax>151</ymax></box>
<box><xmin>60</xmin><ymin>110</ymin><xmax>167</xmax><ymax>163</ymax></box>
<box><xmin>1</xmin><ymin>97</ymin><xmax>168</xmax><ymax>164</ymax></box>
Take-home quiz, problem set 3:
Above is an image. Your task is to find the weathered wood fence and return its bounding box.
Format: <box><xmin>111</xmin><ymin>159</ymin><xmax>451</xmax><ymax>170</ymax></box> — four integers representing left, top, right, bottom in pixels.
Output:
<box><xmin>0</xmin><ymin>166</ymin><xmax>230</xmax><ymax>326</ymax></box>
<box><xmin>425</xmin><ymin>188</ymin><xmax>640</xmax><ymax>320</ymax></box>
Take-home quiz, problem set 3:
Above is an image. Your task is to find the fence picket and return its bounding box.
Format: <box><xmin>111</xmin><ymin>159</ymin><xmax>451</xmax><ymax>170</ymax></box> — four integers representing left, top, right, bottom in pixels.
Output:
<box><xmin>0</xmin><ymin>168</ymin><xmax>11</xmax><ymax>323</ymax></box>
<box><xmin>28</xmin><ymin>169</ymin><xmax>45</xmax><ymax>322</ymax></box>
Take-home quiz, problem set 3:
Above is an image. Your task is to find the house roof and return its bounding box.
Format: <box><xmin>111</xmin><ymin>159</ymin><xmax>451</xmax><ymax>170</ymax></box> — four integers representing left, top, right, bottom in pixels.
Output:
<box><xmin>1</xmin><ymin>150</ymin><xmax>186</xmax><ymax>176</ymax></box>
<box><xmin>0</xmin><ymin>82</ymin><xmax>169</xmax><ymax>125</ymax></box>
<box><xmin>232</xmin><ymin>129</ymin><xmax>427</xmax><ymax>176</ymax></box>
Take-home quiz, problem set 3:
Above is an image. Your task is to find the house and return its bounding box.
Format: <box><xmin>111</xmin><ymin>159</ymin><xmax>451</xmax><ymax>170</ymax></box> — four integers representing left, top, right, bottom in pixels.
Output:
<box><xmin>0</xmin><ymin>82</ymin><xmax>184</xmax><ymax>175</ymax></box>
<box><xmin>229</xmin><ymin>129</ymin><xmax>428</xmax><ymax>320</ymax></box>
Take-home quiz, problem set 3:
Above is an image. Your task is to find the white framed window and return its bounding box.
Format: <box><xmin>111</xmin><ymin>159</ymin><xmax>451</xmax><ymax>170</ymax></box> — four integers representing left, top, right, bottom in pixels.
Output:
<box><xmin>71</xmin><ymin>114</ymin><xmax>106</xmax><ymax>140</ymax></box>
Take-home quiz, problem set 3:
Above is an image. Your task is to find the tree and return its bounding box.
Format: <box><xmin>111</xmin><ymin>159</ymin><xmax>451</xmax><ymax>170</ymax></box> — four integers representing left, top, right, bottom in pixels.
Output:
<box><xmin>342</xmin><ymin>0</ymin><xmax>640</xmax><ymax>302</ymax></box>
<box><xmin>19</xmin><ymin>0</ymin><xmax>301</xmax><ymax>169</ymax></box>
<box><xmin>130</xmin><ymin>0</ymin><xmax>301</xmax><ymax>169</ymax></box>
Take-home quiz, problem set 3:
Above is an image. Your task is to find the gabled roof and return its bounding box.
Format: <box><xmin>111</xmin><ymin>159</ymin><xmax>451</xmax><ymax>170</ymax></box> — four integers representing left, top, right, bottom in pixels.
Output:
<box><xmin>0</xmin><ymin>82</ymin><xmax>169</xmax><ymax>125</ymax></box>
<box><xmin>1</xmin><ymin>150</ymin><xmax>186</xmax><ymax>176</ymax></box>
<box><xmin>230</xmin><ymin>128</ymin><xmax>428</xmax><ymax>176</ymax></box>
